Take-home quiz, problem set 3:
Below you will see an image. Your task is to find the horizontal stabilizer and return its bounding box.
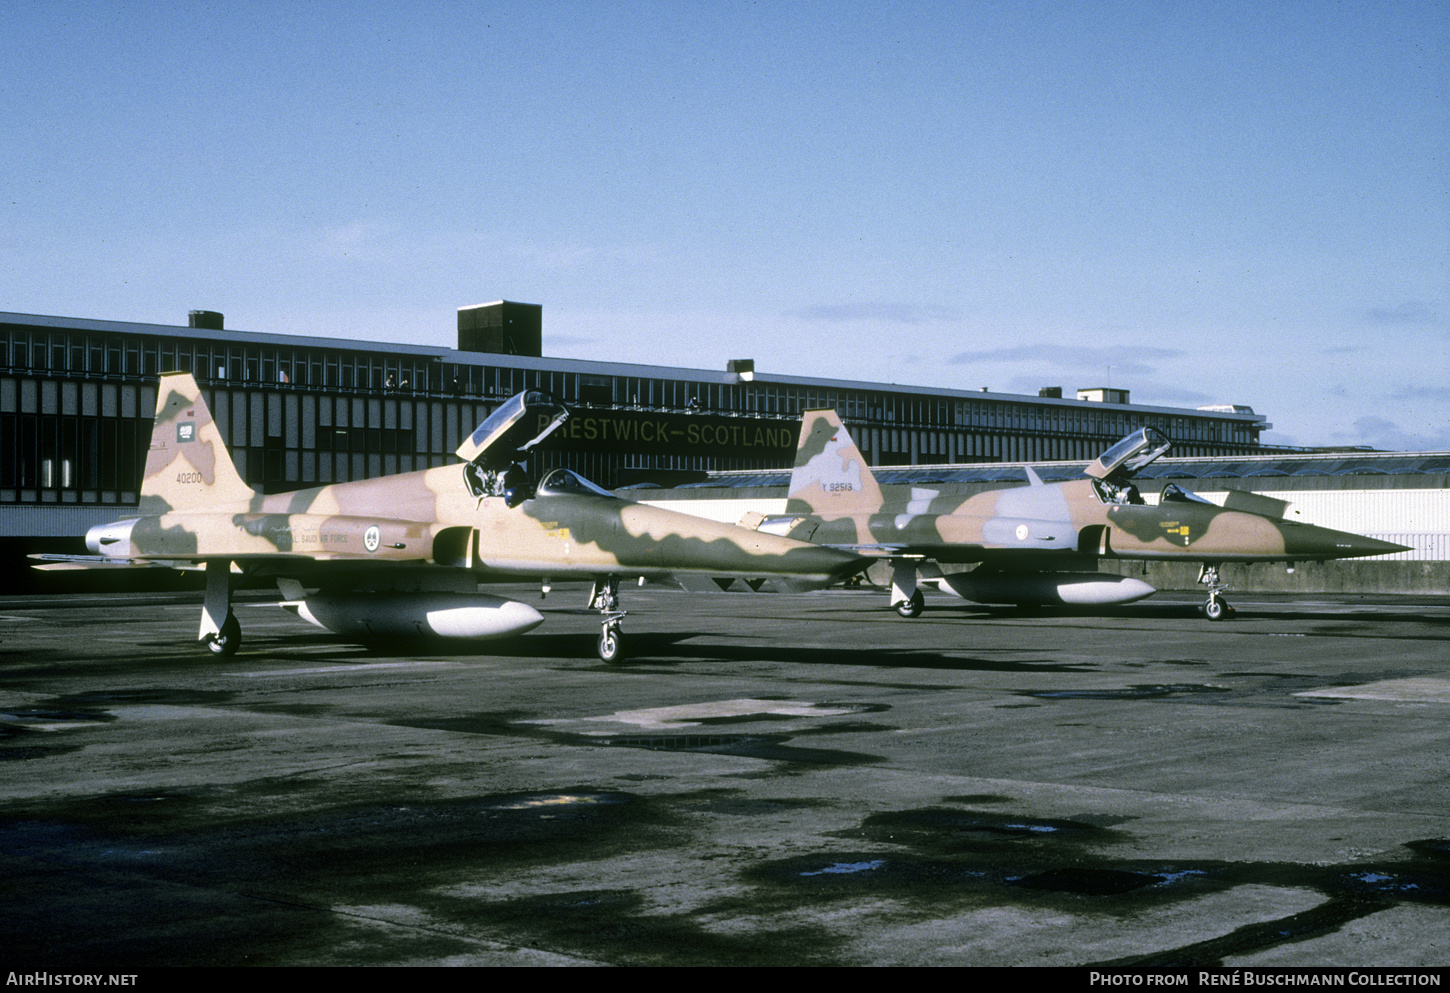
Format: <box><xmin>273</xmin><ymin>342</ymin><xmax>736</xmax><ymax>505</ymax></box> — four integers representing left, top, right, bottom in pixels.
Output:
<box><xmin>29</xmin><ymin>553</ymin><xmax>189</xmax><ymax>571</ymax></box>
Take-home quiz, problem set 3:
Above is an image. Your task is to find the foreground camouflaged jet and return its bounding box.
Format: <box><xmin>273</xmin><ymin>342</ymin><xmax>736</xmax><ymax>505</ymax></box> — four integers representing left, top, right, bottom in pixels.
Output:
<box><xmin>42</xmin><ymin>374</ymin><xmax>862</xmax><ymax>660</ymax></box>
<box><xmin>746</xmin><ymin>409</ymin><xmax>1407</xmax><ymax>619</ymax></box>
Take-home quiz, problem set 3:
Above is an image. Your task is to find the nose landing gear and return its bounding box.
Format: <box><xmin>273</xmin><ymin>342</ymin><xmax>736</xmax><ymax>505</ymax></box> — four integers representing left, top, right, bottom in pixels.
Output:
<box><xmin>1198</xmin><ymin>563</ymin><xmax>1235</xmax><ymax>621</ymax></box>
<box><xmin>589</xmin><ymin>577</ymin><xmax>628</xmax><ymax>662</ymax></box>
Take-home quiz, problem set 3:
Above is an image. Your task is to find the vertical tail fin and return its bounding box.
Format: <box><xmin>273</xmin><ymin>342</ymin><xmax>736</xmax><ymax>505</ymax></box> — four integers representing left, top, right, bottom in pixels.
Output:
<box><xmin>139</xmin><ymin>372</ymin><xmax>255</xmax><ymax>514</ymax></box>
<box><xmin>786</xmin><ymin>409</ymin><xmax>884</xmax><ymax>514</ymax></box>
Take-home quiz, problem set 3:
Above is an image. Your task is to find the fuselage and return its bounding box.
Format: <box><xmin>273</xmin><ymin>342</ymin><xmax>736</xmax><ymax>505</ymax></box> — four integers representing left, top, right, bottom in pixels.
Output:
<box><xmin>90</xmin><ymin>461</ymin><xmax>862</xmax><ymax>584</ymax></box>
<box><xmin>792</xmin><ymin>477</ymin><xmax>1405</xmax><ymax>565</ymax></box>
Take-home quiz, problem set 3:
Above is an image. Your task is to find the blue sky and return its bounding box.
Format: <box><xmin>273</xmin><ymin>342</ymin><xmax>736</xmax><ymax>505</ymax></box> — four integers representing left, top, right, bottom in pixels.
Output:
<box><xmin>4</xmin><ymin>0</ymin><xmax>1446</xmax><ymax>449</ymax></box>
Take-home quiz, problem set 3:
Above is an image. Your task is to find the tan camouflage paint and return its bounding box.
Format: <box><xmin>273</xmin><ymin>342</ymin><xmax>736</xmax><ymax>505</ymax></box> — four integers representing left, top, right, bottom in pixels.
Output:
<box><xmin>781</xmin><ymin>409</ymin><xmax>1407</xmax><ymax>565</ymax></box>
<box><xmin>107</xmin><ymin>374</ymin><xmax>864</xmax><ymax>586</ymax></box>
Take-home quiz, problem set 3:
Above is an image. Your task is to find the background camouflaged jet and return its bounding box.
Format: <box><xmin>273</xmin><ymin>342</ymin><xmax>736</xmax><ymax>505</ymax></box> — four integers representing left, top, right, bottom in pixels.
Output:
<box><xmin>747</xmin><ymin>409</ymin><xmax>1407</xmax><ymax>619</ymax></box>
<box><xmin>56</xmin><ymin>374</ymin><xmax>864</xmax><ymax>661</ymax></box>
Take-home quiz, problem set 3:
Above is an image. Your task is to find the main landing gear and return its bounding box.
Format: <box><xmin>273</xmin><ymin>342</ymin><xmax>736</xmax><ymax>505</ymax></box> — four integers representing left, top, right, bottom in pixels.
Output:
<box><xmin>205</xmin><ymin>613</ymin><xmax>241</xmax><ymax>655</ymax></box>
<box><xmin>1197</xmin><ymin>563</ymin><xmax>1235</xmax><ymax>621</ymax></box>
<box><xmin>891</xmin><ymin>561</ymin><xmax>924</xmax><ymax>618</ymax></box>
<box><xmin>201</xmin><ymin>559</ymin><xmax>242</xmax><ymax>655</ymax></box>
<box><xmin>589</xmin><ymin>576</ymin><xmax>627</xmax><ymax>662</ymax></box>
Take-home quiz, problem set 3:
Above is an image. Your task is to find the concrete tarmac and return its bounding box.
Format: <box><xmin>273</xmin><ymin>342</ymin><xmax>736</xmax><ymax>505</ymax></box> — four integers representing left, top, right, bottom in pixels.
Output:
<box><xmin>2</xmin><ymin>585</ymin><xmax>1448</xmax><ymax>968</ymax></box>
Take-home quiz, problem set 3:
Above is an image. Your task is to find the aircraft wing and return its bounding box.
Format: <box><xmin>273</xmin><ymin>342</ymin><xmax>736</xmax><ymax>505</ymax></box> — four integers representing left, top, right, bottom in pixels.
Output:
<box><xmin>29</xmin><ymin>553</ymin><xmax>195</xmax><ymax>571</ymax></box>
<box><xmin>795</xmin><ymin>541</ymin><xmax>1078</xmax><ymax>566</ymax></box>
<box><xmin>783</xmin><ymin>542</ymin><xmax>928</xmax><ymax>558</ymax></box>
<box><xmin>28</xmin><ymin>551</ymin><xmax>382</xmax><ymax>574</ymax></box>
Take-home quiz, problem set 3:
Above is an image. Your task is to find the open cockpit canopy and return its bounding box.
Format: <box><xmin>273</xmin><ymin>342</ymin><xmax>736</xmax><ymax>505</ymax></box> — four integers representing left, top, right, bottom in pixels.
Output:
<box><xmin>1085</xmin><ymin>427</ymin><xmax>1172</xmax><ymax>482</ymax></box>
<box><xmin>458</xmin><ymin>391</ymin><xmax>571</xmax><ymax>506</ymax></box>
<box><xmin>456</xmin><ymin>390</ymin><xmax>569</xmax><ymax>468</ymax></box>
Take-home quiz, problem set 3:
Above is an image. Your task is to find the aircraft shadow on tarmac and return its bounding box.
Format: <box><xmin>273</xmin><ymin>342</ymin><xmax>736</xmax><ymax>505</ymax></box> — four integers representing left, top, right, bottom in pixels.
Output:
<box><xmin>909</xmin><ymin>599</ymin><xmax>1450</xmax><ymax>624</ymax></box>
<box><xmin>224</xmin><ymin>627</ymin><xmax>1098</xmax><ymax>674</ymax></box>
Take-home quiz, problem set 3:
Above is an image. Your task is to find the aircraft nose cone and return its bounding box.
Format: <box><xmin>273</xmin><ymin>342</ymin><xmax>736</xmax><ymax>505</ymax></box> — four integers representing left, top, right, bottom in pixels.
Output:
<box><xmin>1284</xmin><ymin>524</ymin><xmax>1411</xmax><ymax>560</ymax></box>
<box><xmin>1339</xmin><ymin>534</ymin><xmax>1413</xmax><ymax>557</ymax></box>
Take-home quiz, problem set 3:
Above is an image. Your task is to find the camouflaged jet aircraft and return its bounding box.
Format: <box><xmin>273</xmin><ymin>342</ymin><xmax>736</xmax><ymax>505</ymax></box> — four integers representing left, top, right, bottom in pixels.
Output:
<box><xmin>745</xmin><ymin>409</ymin><xmax>1407</xmax><ymax>620</ymax></box>
<box><xmin>40</xmin><ymin>374</ymin><xmax>863</xmax><ymax>661</ymax></box>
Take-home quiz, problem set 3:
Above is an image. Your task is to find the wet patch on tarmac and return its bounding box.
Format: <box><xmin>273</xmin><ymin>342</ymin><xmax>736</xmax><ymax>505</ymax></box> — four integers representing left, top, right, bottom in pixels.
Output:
<box><xmin>689</xmin><ymin>700</ymin><xmax>892</xmax><ymax>723</ymax></box>
<box><xmin>855</xmin><ymin>807</ymin><xmax>1119</xmax><ymax>853</ymax></box>
<box><xmin>384</xmin><ymin>710</ymin><xmax>540</xmax><ymax>737</ymax></box>
<box><xmin>0</xmin><ymin>788</ymin><xmax>687</xmax><ymax>967</ymax></box>
<box><xmin>437</xmin><ymin>886</ymin><xmax>840</xmax><ymax>967</ymax></box>
<box><xmin>789</xmin><ymin>719</ymin><xmax>898</xmax><ymax>736</ymax></box>
<box><xmin>736</xmin><ymin>849</ymin><xmax>1226</xmax><ymax>919</ymax></box>
<box><xmin>0</xmin><ymin>733</ymin><xmax>87</xmax><ymax>761</ymax></box>
<box><xmin>0</xmin><ymin>690</ymin><xmax>241</xmax><ymax>760</ymax></box>
<box><xmin>1</xmin><ymin>787</ymin><xmax>670</xmax><ymax>860</ymax></box>
<box><xmin>674</xmin><ymin>792</ymin><xmax>827</xmax><ymax>817</ymax></box>
<box><xmin>605</xmin><ymin>732</ymin><xmax>882</xmax><ymax>767</ymax></box>
<box><xmin>943</xmin><ymin>793</ymin><xmax>1016</xmax><ymax>805</ymax></box>
<box><xmin>1097</xmin><ymin>898</ymin><xmax>1392</xmax><ymax>967</ymax></box>
<box><xmin>1023</xmin><ymin>684</ymin><xmax>1230</xmax><ymax>701</ymax></box>
<box><xmin>48</xmin><ymin>688</ymin><xmax>237</xmax><ymax>708</ymax></box>
<box><xmin>1102</xmin><ymin>843</ymin><xmax>1450</xmax><ymax>965</ymax></box>
<box><xmin>1016</xmin><ymin>866</ymin><xmax>1169</xmax><ymax>895</ymax></box>
<box><xmin>0</xmin><ymin>701</ymin><xmax>120</xmax><ymax>760</ymax></box>
<box><xmin>1220</xmin><ymin>671</ymin><xmax>1329</xmax><ymax>681</ymax></box>
<box><xmin>395</xmin><ymin>701</ymin><xmax>892</xmax><ymax>768</ymax></box>
<box><xmin>5</xmin><ymin>591</ymin><xmax>1447</xmax><ymax>965</ymax></box>
<box><xmin>1212</xmin><ymin>670</ymin><xmax>1439</xmax><ymax>707</ymax></box>
<box><xmin>1120</xmin><ymin>659</ymin><xmax>1214</xmax><ymax>670</ymax></box>
<box><xmin>743</xmin><ymin>802</ymin><xmax>1450</xmax><ymax>966</ymax></box>
<box><xmin>582</xmin><ymin>638</ymin><xmax>1100</xmax><ymax>673</ymax></box>
<box><xmin>0</xmin><ymin>707</ymin><xmax>117</xmax><ymax>727</ymax></box>
<box><xmin>4</xmin><ymin>777</ymin><xmax>1447</xmax><ymax>967</ymax></box>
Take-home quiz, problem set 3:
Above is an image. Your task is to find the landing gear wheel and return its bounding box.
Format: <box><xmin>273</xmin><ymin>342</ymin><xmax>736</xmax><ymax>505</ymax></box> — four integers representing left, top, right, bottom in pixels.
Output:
<box><xmin>1196</xmin><ymin>563</ymin><xmax>1234</xmax><ymax>623</ymax></box>
<box><xmin>597</xmin><ymin>624</ymin><xmax>624</xmax><ymax>663</ymax></box>
<box><xmin>205</xmin><ymin>613</ymin><xmax>241</xmax><ymax>656</ymax></box>
<box><xmin>896</xmin><ymin>590</ymin><xmax>924</xmax><ymax>618</ymax></box>
<box><xmin>588</xmin><ymin>577</ymin><xmax>627</xmax><ymax>662</ymax></box>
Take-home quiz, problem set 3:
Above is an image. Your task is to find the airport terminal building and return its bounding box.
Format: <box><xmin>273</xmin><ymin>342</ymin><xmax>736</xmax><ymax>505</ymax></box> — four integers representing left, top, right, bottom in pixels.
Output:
<box><xmin>2</xmin><ymin>302</ymin><xmax>1443</xmax><ymax>593</ymax></box>
<box><xmin>1</xmin><ymin>302</ymin><xmax>1267</xmax><ymax>533</ymax></box>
